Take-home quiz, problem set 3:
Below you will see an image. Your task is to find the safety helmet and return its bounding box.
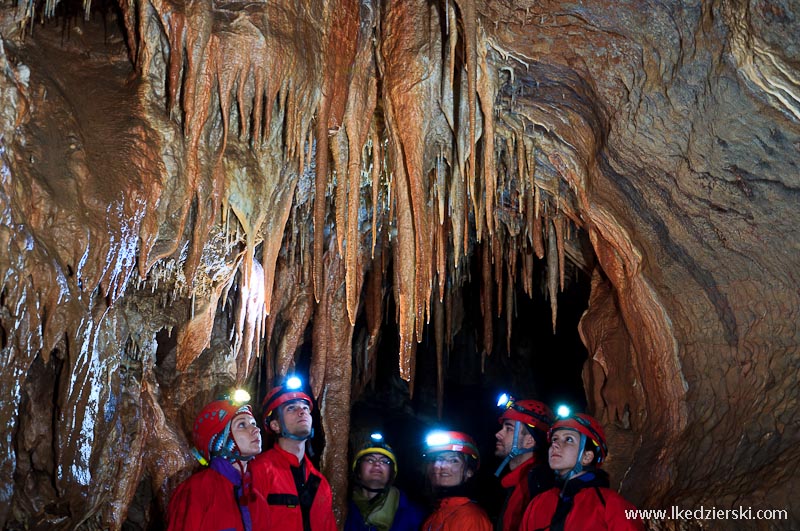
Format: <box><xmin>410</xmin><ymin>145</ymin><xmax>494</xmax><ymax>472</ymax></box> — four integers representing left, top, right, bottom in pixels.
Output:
<box><xmin>191</xmin><ymin>392</ymin><xmax>255</xmax><ymax>465</ymax></box>
<box><xmin>423</xmin><ymin>430</ymin><xmax>481</xmax><ymax>471</ymax></box>
<box><xmin>262</xmin><ymin>376</ymin><xmax>314</xmax><ymax>427</ymax></box>
<box><xmin>497</xmin><ymin>395</ymin><xmax>554</xmax><ymax>433</ymax></box>
<box><xmin>352</xmin><ymin>433</ymin><xmax>398</xmax><ymax>477</ymax></box>
<box><xmin>549</xmin><ymin>413</ymin><xmax>608</xmax><ymax>464</ymax></box>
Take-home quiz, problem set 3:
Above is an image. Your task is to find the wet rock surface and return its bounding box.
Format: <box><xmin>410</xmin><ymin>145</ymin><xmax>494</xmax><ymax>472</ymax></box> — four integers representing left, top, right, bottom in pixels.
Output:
<box><xmin>0</xmin><ymin>1</ymin><xmax>798</xmax><ymax>529</ymax></box>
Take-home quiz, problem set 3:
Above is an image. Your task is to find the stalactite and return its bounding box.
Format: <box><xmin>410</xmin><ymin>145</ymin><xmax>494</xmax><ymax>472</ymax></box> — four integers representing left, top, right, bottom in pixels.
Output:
<box><xmin>276</xmin><ymin>285</ymin><xmax>313</xmax><ymax>377</ymax></box>
<box><xmin>371</xmin><ymin>127</ymin><xmax>381</xmax><ymax>258</ymax></box>
<box><xmin>481</xmin><ymin>240</ymin><xmax>493</xmax><ymax>355</ymax></box>
<box><xmin>437</xmin><ymin>215</ymin><xmax>447</xmax><ymax>301</ymax></box>
<box><xmin>533</xmin><ymin>185</ymin><xmax>545</xmax><ymax>258</ymax></box>
<box><xmin>516</xmin><ymin>131</ymin><xmax>526</xmax><ymax>207</ymax></box>
<box><xmin>314</xmin><ymin>98</ymin><xmax>331</xmax><ymax>303</ymax></box>
<box><xmin>478</xmin><ymin>40</ymin><xmax>498</xmax><ymax>236</ymax></box>
<box><xmin>262</xmin><ymin>180</ymin><xmax>299</xmax><ymax>316</ymax></box>
<box><xmin>554</xmin><ymin>213</ymin><xmax>566</xmax><ymax>292</ymax></box>
<box><xmin>493</xmin><ymin>234</ymin><xmax>503</xmax><ymax>317</ymax></box>
<box><xmin>453</xmin><ymin>0</ymin><xmax>477</xmax><ymax>226</ymax></box>
<box><xmin>343</xmin><ymin>13</ymin><xmax>378</xmax><ymax>324</ymax></box>
<box><xmin>523</xmin><ymin>245</ymin><xmax>534</xmax><ymax>297</ymax></box>
<box><xmin>235</xmin><ymin>257</ymin><xmax>267</xmax><ymax>382</ymax></box>
<box><xmin>380</xmin><ymin>0</ymin><xmax>439</xmax><ymax>383</ymax></box>
<box><xmin>332</xmin><ymin>131</ymin><xmax>348</xmax><ymax>256</ymax></box>
<box><xmin>364</xmin><ymin>245</ymin><xmax>385</xmax><ymax>388</ymax></box>
<box><xmin>547</xmin><ymin>218</ymin><xmax>559</xmax><ymax>334</ymax></box>
<box><xmin>434</xmin><ymin>295</ymin><xmax>445</xmax><ymax>419</ymax></box>
<box><xmin>506</xmin><ymin>239</ymin><xmax>516</xmax><ymax>354</ymax></box>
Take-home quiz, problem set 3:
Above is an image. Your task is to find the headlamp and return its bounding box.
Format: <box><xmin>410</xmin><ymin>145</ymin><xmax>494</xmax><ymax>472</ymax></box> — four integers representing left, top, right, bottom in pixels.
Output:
<box><xmin>370</xmin><ymin>432</ymin><xmax>384</xmax><ymax>441</ymax></box>
<box><xmin>497</xmin><ymin>393</ymin><xmax>511</xmax><ymax>408</ymax></box>
<box><xmin>231</xmin><ymin>388</ymin><xmax>251</xmax><ymax>404</ymax></box>
<box><xmin>425</xmin><ymin>431</ymin><xmax>451</xmax><ymax>447</ymax></box>
<box><xmin>286</xmin><ymin>376</ymin><xmax>302</xmax><ymax>390</ymax></box>
<box><xmin>556</xmin><ymin>404</ymin><xmax>571</xmax><ymax>418</ymax></box>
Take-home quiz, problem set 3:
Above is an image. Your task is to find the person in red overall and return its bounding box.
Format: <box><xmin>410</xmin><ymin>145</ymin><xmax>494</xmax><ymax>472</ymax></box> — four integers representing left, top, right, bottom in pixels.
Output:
<box><xmin>493</xmin><ymin>394</ymin><xmax>555</xmax><ymax>531</ymax></box>
<box><xmin>421</xmin><ymin>430</ymin><xmax>492</xmax><ymax>531</ymax></box>
<box><xmin>520</xmin><ymin>412</ymin><xmax>644</xmax><ymax>531</ymax></box>
<box><xmin>167</xmin><ymin>389</ymin><xmax>267</xmax><ymax>531</ymax></box>
<box><xmin>250</xmin><ymin>376</ymin><xmax>337</xmax><ymax>531</ymax></box>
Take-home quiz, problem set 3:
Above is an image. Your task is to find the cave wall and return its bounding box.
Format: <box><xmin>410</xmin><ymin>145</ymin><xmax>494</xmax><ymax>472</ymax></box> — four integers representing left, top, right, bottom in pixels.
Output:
<box><xmin>0</xmin><ymin>0</ymin><xmax>798</xmax><ymax>529</ymax></box>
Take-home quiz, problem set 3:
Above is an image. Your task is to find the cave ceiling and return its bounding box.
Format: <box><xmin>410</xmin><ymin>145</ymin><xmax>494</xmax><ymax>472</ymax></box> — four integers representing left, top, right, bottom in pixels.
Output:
<box><xmin>0</xmin><ymin>0</ymin><xmax>798</xmax><ymax>529</ymax></box>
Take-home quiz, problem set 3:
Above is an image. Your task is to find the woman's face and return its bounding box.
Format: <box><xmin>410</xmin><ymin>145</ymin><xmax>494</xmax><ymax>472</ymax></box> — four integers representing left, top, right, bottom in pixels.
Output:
<box><xmin>548</xmin><ymin>429</ymin><xmax>582</xmax><ymax>474</ymax></box>
<box><xmin>231</xmin><ymin>413</ymin><xmax>262</xmax><ymax>458</ymax></box>
<box><xmin>428</xmin><ymin>451</ymin><xmax>472</xmax><ymax>488</ymax></box>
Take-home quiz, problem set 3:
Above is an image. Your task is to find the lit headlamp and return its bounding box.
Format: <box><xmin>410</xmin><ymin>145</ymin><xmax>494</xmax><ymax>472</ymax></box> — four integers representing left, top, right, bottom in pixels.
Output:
<box><xmin>497</xmin><ymin>392</ymin><xmax>513</xmax><ymax>409</ymax></box>
<box><xmin>556</xmin><ymin>404</ymin><xmax>571</xmax><ymax>418</ymax></box>
<box><xmin>425</xmin><ymin>431</ymin><xmax>452</xmax><ymax>447</ymax></box>
<box><xmin>231</xmin><ymin>388</ymin><xmax>251</xmax><ymax>404</ymax></box>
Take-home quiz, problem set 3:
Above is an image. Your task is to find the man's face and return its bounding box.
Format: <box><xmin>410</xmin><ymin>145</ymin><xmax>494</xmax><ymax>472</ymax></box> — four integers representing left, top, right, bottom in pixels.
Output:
<box><xmin>357</xmin><ymin>453</ymin><xmax>392</xmax><ymax>490</ymax></box>
<box><xmin>494</xmin><ymin>419</ymin><xmax>535</xmax><ymax>458</ymax></box>
<box><xmin>270</xmin><ymin>399</ymin><xmax>312</xmax><ymax>438</ymax></box>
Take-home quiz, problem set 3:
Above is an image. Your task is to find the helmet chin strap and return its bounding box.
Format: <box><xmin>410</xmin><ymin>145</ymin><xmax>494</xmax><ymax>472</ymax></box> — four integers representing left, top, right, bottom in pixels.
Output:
<box><xmin>494</xmin><ymin>421</ymin><xmax>534</xmax><ymax>476</ymax></box>
<box><xmin>561</xmin><ymin>433</ymin><xmax>587</xmax><ymax>483</ymax></box>
<box><xmin>277</xmin><ymin>407</ymin><xmax>314</xmax><ymax>441</ymax></box>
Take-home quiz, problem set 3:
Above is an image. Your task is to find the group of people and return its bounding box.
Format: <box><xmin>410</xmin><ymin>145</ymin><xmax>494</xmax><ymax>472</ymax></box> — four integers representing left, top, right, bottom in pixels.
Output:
<box><xmin>167</xmin><ymin>378</ymin><xmax>643</xmax><ymax>531</ymax></box>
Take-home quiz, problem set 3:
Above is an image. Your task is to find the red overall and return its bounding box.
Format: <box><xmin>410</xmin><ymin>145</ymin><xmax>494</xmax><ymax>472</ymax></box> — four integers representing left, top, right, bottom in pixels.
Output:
<box><xmin>250</xmin><ymin>445</ymin><xmax>337</xmax><ymax>531</ymax></box>
<box><xmin>521</xmin><ymin>484</ymin><xmax>644</xmax><ymax>531</ymax></box>
<box><xmin>166</xmin><ymin>458</ymin><xmax>267</xmax><ymax>531</ymax></box>
<box><xmin>422</xmin><ymin>496</ymin><xmax>492</xmax><ymax>531</ymax></box>
<box><xmin>498</xmin><ymin>457</ymin><xmax>539</xmax><ymax>531</ymax></box>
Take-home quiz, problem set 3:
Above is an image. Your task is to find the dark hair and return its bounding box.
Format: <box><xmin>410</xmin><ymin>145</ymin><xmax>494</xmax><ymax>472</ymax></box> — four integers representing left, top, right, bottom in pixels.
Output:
<box><xmin>527</xmin><ymin>425</ymin><xmax>549</xmax><ymax>460</ymax></box>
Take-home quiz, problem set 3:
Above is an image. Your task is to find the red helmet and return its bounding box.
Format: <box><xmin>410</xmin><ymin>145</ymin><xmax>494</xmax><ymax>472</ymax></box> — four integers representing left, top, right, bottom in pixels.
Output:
<box><xmin>262</xmin><ymin>378</ymin><xmax>313</xmax><ymax>428</ymax></box>
<box><xmin>192</xmin><ymin>399</ymin><xmax>254</xmax><ymax>465</ymax></box>
<box><xmin>424</xmin><ymin>430</ymin><xmax>481</xmax><ymax>470</ymax></box>
<box><xmin>549</xmin><ymin>413</ymin><xmax>608</xmax><ymax>464</ymax></box>
<box><xmin>498</xmin><ymin>398</ymin><xmax>554</xmax><ymax>433</ymax></box>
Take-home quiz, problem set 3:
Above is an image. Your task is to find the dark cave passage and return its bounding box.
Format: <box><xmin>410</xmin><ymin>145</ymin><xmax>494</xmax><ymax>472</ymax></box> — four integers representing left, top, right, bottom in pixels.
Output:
<box><xmin>348</xmin><ymin>255</ymin><xmax>592</xmax><ymax>518</ymax></box>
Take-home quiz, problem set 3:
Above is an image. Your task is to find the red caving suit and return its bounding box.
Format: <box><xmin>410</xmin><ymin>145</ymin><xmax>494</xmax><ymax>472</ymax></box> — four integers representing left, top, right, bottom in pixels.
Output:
<box><xmin>422</xmin><ymin>496</ymin><xmax>493</xmax><ymax>531</ymax></box>
<box><xmin>167</xmin><ymin>457</ymin><xmax>268</xmax><ymax>531</ymax></box>
<box><xmin>250</xmin><ymin>445</ymin><xmax>337</xmax><ymax>531</ymax></box>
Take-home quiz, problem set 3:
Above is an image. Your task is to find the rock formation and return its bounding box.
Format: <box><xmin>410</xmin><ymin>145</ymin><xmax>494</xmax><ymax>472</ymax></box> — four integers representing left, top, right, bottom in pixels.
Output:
<box><xmin>0</xmin><ymin>0</ymin><xmax>797</xmax><ymax>529</ymax></box>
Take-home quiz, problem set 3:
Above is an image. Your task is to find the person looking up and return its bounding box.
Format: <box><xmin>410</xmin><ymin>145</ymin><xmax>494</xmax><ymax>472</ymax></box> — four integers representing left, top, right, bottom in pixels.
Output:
<box><xmin>345</xmin><ymin>432</ymin><xmax>425</xmax><ymax>531</ymax></box>
<box><xmin>250</xmin><ymin>376</ymin><xmax>337</xmax><ymax>531</ymax></box>
<box><xmin>520</xmin><ymin>412</ymin><xmax>644</xmax><ymax>531</ymax></box>
<box><xmin>493</xmin><ymin>394</ymin><xmax>555</xmax><ymax>531</ymax></box>
<box><xmin>167</xmin><ymin>389</ymin><xmax>267</xmax><ymax>531</ymax></box>
<box><xmin>421</xmin><ymin>430</ymin><xmax>492</xmax><ymax>531</ymax></box>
